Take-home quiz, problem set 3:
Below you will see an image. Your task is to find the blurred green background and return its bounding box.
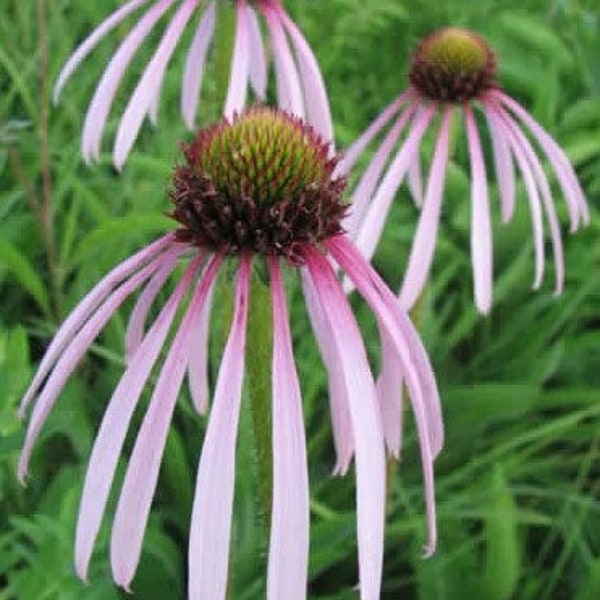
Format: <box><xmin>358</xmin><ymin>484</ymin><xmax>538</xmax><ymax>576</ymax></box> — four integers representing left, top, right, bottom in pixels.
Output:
<box><xmin>2</xmin><ymin>0</ymin><xmax>600</xmax><ymax>598</ymax></box>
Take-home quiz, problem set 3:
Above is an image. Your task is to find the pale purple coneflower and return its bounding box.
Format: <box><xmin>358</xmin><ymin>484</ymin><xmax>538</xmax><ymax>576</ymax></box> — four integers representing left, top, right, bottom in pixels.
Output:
<box><xmin>340</xmin><ymin>27</ymin><xmax>589</xmax><ymax>314</ymax></box>
<box><xmin>18</xmin><ymin>109</ymin><xmax>443</xmax><ymax>600</ymax></box>
<box><xmin>54</xmin><ymin>0</ymin><xmax>332</xmax><ymax>169</ymax></box>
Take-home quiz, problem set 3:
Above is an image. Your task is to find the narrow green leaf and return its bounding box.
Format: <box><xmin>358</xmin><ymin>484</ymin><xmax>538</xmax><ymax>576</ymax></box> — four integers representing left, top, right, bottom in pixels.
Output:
<box><xmin>479</xmin><ymin>465</ymin><xmax>521</xmax><ymax>600</ymax></box>
<box><xmin>0</xmin><ymin>239</ymin><xmax>51</xmax><ymax>315</ymax></box>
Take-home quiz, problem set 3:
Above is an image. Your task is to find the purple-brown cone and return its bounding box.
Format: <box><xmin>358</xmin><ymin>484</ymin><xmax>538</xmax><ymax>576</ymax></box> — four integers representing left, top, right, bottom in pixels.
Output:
<box><xmin>170</xmin><ymin>108</ymin><xmax>346</xmax><ymax>264</ymax></box>
<box><xmin>409</xmin><ymin>27</ymin><xmax>497</xmax><ymax>103</ymax></box>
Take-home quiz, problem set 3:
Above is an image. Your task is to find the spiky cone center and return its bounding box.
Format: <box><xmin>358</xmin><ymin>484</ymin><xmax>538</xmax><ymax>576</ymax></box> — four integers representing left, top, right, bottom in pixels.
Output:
<box><xmin>170</xmin><ymin>108</ymin><xmax>346</xmax><ymax>264</ymax></box>
<box><xmin>409</xmin><ymin>27</ymin><xmax>497</xmax><ymax>103</ymax></box>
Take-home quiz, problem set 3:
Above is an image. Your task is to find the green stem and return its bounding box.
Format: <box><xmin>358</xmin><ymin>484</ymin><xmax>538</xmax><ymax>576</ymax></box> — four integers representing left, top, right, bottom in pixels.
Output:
<box><xmin>246</xmin><ymin>268</ymin><xmax>273</xmax><ymax>525</ymax></box>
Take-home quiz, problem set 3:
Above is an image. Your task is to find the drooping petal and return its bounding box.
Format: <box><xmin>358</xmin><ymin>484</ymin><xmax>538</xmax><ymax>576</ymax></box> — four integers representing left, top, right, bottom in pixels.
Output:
<box><xmin>345</xmin><ymin>102</ymin><xmax>417</xmax><ymax>238</ymax></box>
<box><xmin>124</xmin><ymin>252</ymin><xmax>180</xmax><ymax>363</ymax></box>
<box><xmin>187</xmin><ymin>271</ymin><xmax>215</xmax><ymax>415</ymax></box>
<box><xmin>492</xmin><ymin>90</ymin><xmax>589</xmax><ymax>229</ymax></box>
<box><xmin>353</xmin><ymin>104</ymin><xmax>437</xmax><ymax>274</ymax></box>
<box><xmin>148</xmin><ymin>84</ymin><xmax>161</xmax><ymax>126</ymax></box>
<box><xmin>18</xmin><ymin>244</ymin><xmax>184</xmax><ymax>482</ymax></box>
<box><xmin>301</xmin><ymin>270</ymin><xmax>354</xmax><ymax>475</ymax></box>
<box><xmin>75</xmin><ymin>253</ymin><xmax>203</xmax><ymax>582</ymax></box>
<box><xmin>277</xmin><ymin>5</ymin><xmax>333</xmax><ymax>141</ymax></box>
<box><xmin>483</xmin><ymin>100</ymin><xmax>516</xmax><ymax>223</ymax></box>
<box><xmin>327</xmin><ymin>235</ymin><xmax>441</xmax><ymax>555</ymax></box>
<box><xmin>304</xmin><ymin>247</ymin><xmax>385</xmax><ymax>600</ymax></box>
<box><xmin>188</xmin><ymin>255</ymin><xmax>251</xmax><ymax>600</ymax></box>
<box><xmin>465</xmin><ymin>105</ymin><xmax>493</xmax><ymax>315</ymax></box>
<box><xmin>245</xmin><ymin>4</ymin><xmax>268</xmax><ymax>99</ymax></box>
<box><xmin>488</xmin><ymin>108</ymin><xmax>545</xmax><ymax>289</ymax></box>
<box><xmin>18</xmin><ymin>234</ymin><xmax>175</xmax><ymax>418</ymax></box>
<box><xmin>328</xmin><ymin>236</ymin><xmax>443</xmax><ymax>456</ymax></box>
<box><xmin>408</xmin><ymin>151</ymin><xmax>424</xmax><ymax>208</ymax></box>
<box><xmin>53</xmin><ymin>0</ymin><xmax>150</xmax><ymax>102</ymax></box>
<box><xmin>267</xmin><ymin>258</ymin><xmax>309</xmax><ymax>600</ymax></box>
<box><xmin>397</xmin><ymin>106</ymin><xmax>451</xmax><ymax>311</ymax></box>
<box><xmin>376</xmin><ymin>329</ymin><xmax>404</xmax><ymax>457</ymax></box>
<box><xmin>110</xmin><ymin>254</ymin><xmax>222</xmax><ymax>590</ymax></box>
<box><xmin>261</xmin><ymin>3</ymin><xmax>304</xmax><ymax>117</ymax></box>
<box><xmin>113</xmin><ymin>0</ymin><xmax>199</xmax><ymax>168</ymax></box>
<box><xmin>335</xmin><ymin>91</ymin><xmax>413</xmax><ymax>177</ymax></box>
<box><xmin>82</xmin><ymin>0</ymin><xmax>178</xmax><ymax>162</ymax></box>
<box><xmin>496</xmin><ymin>104</ymin><xmax>565</xmax><ymax>294</ymax></box>
<box><xmin>181</xmin><ymin>1</ymin><xmax>217</xmax><ymax>128</ymax></box>
<box><xmin>224</xmin><ymin>0</ymin><xmax>251</xmax><ymax>118</ymax></box>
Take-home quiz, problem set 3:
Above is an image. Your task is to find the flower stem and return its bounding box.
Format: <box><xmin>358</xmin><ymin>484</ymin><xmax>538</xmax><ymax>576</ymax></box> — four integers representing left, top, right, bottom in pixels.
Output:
<box><xmin>246</xmin><ymin>268</ymin><xmax>273</xmax><ymax>525</ymax></box>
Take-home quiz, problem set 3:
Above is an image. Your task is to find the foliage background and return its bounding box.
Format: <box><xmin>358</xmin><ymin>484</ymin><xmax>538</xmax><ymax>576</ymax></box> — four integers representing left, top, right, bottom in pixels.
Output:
<box><xmin>2</xmin><ymin>0</ymin><xmax>600</xmax><ymax>598</ymax></box>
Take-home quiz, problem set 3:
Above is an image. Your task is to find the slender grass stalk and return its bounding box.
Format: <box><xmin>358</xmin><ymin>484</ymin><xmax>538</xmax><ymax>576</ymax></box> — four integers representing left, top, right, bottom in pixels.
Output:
<box><xmin>36</xmin><ymin>0</ymin><xmax>63</xmax><ymax>318</ymax></box>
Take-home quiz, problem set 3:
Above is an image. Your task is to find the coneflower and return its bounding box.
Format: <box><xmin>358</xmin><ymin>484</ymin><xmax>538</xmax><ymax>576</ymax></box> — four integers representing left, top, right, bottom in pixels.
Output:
<box><xmin>341</xmin><ymin>27</ymin><xmax>589</xmax><ymax>314</ymax></box>
<box><xmin>18</xmin><ymin>108</ymin><xmax>443</xmax><ymax>600</ymax></box>
<box><xmin>54</xmin><ymin>0</ymin><xmax>332</xmax><ymax>168</ymax></box>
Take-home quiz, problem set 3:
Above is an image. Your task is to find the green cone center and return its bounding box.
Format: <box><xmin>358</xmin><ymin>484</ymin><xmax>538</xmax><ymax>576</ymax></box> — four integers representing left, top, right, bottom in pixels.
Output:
<box><xmin>422</xmin><ymin>28</ymin><xmax>489</xmax><ymax>76</ymax></box>
<box><xmin>192</xmin><ymin>108</ymin><xmax>330</xmax><ymax>207</ymax></box>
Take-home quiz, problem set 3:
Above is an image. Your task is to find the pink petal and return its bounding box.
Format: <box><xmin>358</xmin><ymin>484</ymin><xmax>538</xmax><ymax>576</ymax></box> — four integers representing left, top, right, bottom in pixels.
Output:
<box><xmin>304</xmin><ymin>247</ymin><xmax>385</xmax><ymax>600</ymax></box>
<box><xmin>495</xmin><ymin>104</ymin><xmax>565</xmax><ymax>294</ymax></box>
<box><xmin>261</xmin><ymin>3</ymin><xmax>304</xmax><ymax>117</ymax></box>
<box><xmin>465</xmin><ymin>105</ymin><xmax>493</xmax><ymax>315</ymax></box>
<box><xmin>124</xmin><ymin>252</ymin><xmax>179</xmax><ymax>363</ymax></box>
<box><xmin>53</xmin><ymin>0</ymin><xmax>150</xmax><ymax>102</ymax></box>
<box><xmin>82</xmin><ymin>0</ymin><xmax>178</xmax><ymax>162</ymax></box>
<box><xmin>398</xmin><ymin>106</ymin><xmax>451</xmax><ymax>311</ymax></box>
<box><xmin>408</xmin><ymin>151</ymin><xmax>424</xmax><ymax>208</ymax></box>
<box><xmin>75</xmin><ymin>253</ymin><xmax>203</xmax><ymax>582</ymax></box>
<box><xmin>245</xmin><ymin>5</ymin><xmax>268</xmax><ymax>99</ymax></box>
<box><xmin>267</xmin><ymin>258</ymin><xmax>309</xmax><ymax>600</ymax></box>
<box><xmin>18</xmin><ymin>244</ymin><xmax>183</xmax><ymax>483</ymax></box>
<box><xmin>113</xmin><ymin>0</ymin><xmax>199</xmax><ymax>168</ymax></box>
<box><xmin>110</xmin><ymin>254</ymin><xmax>222</xmax><ymax>590</ymax></box>
<box><xmin>181</xmin><ymin>1</ymin><xmax>217</xmax><ymax>128</ymax></box>
<box><xmin>224</xmin><ymin>0</ymin><xmax>251</xmax><ymax>118</ymax></box>
<box><xmin>18</xmin><ymin>234</ymin><xmax>175</xmax><ymax>418</ymax></box>
<box><xmin>187</xmin><ymin>270</ymin><xmax>215</xmax><ymax>415</ymax></box>
<box><xmin>345</xmin><ymin>102</ymin><xmax>417</xmax><ymax>238</ymax></box>
<box><xmin>483</xmin><ymin>99</ymin><xmax>516</xmax><ymax>223</ymax></box>
<box><xmin>492</xmin><ymin>90</ymin><xmax>590</xmax><ymax>229</ymax></box>
<box><xmin>353</xmin><ymin>103</ymin><xmax>436</xmax><ymax>274</ymax></box>
<box><xmin>188</xmin><ymin>255</ymin><xmax>251</xmax><ymax>600</ymax></box>
<box><xmin>301</xmin><ymin>270</ymin><xmax>354</xmax><ymax>475</ymax></box>
<box><xmin>327</xmin><ymin>235</ymin><xmax>442</xmax><ymax>555</ymax></box>
<box><xmin>148</xmin><ymin>86</ymin><xmax>161</xmax><ymax>126</ymax></box>
<box><xmin>329</xmin><ymin>235</ymin><xmax>443</xmax><ymax>456</ymax></box>
<box><xmin>376</xmin><ymin>329</ymin><xmax>404</xmax><ymax>457</ymax></box>
<box><xmin>335</xmin><ymin>90</ymin><xmax>413</xmax><ymax>177</ymax></box>
<box><xmin>488</xmin><ymin>108</ymin><xmax>545</xmax><ymax>289</ymax></box>
<box><xmin>277</xmin><ymin>5</ymin><xmax>333</xmax><ymax>141</ymax></box>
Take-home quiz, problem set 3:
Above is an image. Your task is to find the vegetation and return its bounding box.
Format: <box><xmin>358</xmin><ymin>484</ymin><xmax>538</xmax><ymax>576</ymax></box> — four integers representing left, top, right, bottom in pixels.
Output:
<box><xmin>1</xmin><ymin>0</ymin><xmax>600</xmax><ymax>598</ymax></box>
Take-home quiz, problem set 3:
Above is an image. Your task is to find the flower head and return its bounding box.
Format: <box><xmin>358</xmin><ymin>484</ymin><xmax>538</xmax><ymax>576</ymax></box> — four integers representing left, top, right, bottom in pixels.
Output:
<box><xmin>409</xmin><ymin>27</ymin><xmax>497</xmax><ymax>103</ymax></box>
<box><xmin>18</xmin><ymin>109</ymin><xmax>443</xmax><ymax>599</ymax></box>
<box><xmin>170</xmin><ymin>108</ymin><xmax>345</xmax><ymax>261</ymax></box>
<box><xmin>55</xmin><ymin>0</ymin><xmax>333</xmax><ymax>168</ymax></box>
<box><xmin>341</xmin><ymin>26</ymin><xmax>589</xmax><ymax>314</ymax></box>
